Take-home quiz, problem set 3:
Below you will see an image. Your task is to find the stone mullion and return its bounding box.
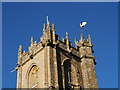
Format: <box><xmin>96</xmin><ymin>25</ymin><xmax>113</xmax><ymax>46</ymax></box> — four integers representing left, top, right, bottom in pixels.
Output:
<box><xmin>71</xmin><ymin>64</ymin><xmax>75</xmax><ymax>85</ymax></box>
<box><xmin>62</xmin><ymin>65</ymin><xmax>65</xmax><ymax>88</ymax></box>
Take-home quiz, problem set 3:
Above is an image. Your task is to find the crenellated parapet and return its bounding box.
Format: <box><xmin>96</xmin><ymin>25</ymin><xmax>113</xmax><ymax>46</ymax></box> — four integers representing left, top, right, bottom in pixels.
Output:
<box><xmin>17</xmin><ymin>19</ymin><xmax>95</xmax><ymax>66</ymax></box>
<box><xmin>57</xmin><ymin>33</ymin><xmax>80</xmax><ymax>57</ymax></box>
<box><xmin>16</xmin><ymin>17</ymin><xmax>98</xmax><ymax>89</ymax></box>
<box><xmin>18</xmin><ymin>41</ymin><xmax>44</xmax><ymax>65</ymax></box>
<box><xmin>74</xmin><ymin>34</ymin><xmax>93</xmax><ymax>47</ymax></box>
<box><xmin>74</xmin><ymin>34</ymin><xmax>95</xmax><ymax>59</ymax></box>
<box><xmin>74</xmin><ymin>34</ymin><xmax>98</xmax><ymax>88</ymax></box>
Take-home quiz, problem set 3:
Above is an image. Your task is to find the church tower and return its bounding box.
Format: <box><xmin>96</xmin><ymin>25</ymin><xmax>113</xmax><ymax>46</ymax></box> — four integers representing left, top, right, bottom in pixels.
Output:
<box><xmin>16</xmin><ymin>18</ymin><xmax>98</xmax><ymax>89</ymax></box>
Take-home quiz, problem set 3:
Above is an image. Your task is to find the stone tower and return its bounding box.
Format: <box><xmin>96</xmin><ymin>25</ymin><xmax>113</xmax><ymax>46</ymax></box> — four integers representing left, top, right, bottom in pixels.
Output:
<box><xmin>16</xmin><ymin>18</ymin><xmax>98</xmax><ymax>89</ymax></box>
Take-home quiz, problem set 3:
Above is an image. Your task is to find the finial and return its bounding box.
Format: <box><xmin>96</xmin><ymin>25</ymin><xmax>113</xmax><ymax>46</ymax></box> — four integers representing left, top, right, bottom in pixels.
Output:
<box><xmin>52</xmin><ymin>24</ymin><xmax>55</xmax><ymax>31</ymax></box>
<box><xmin>80</xmin><ymin>34</ymin><xmax>83</xmax><ymax>39</ymax></box>
<box><xmin>30</xmin><ymin>37</ymin><xmax>34</xmax><ymax>45</ymax></box>
<box><xmin>74</xmin><ymin>38</ymin><xmax>76</xmax><ymax>42</ymax></box>
<box><xmin>46</xmin><ymin>16</ymin><xmax>48</xmax><ymax>24</ymax></box>
<box><xmin>35</xmin><ymin>41</ymin><xmax>37</xmax><ymax>44</ymax></box>
<box><xmin>62</xmin><ymin>38</ymin><xmax>65</xmax><ymax>42</ymax></box>
<box><xmin>80</xmin><ymin>34</ymin><xmax>84</xmax><ymax>44</ymax></box>
<box><xmin>66</xmin><ymin>32</ymin><xmax>69</xmax><ymax>40</ymax></box>
<box><xmin>43</xmin><ymin>23</ymin><xmax>46</xmax><ymax>34</ymax></box>
<box><xmin>43</xmin><ymin>23</ymin><xmax>45</xmax><ymax>30</ymax></box>
<box><xmin>23</xmin><ymin>50</ymin><xmax>26</xmax><ymax>54</ymax></box>
<box><xmin>46</xmin><ymin>16</ymin><xmax>50</xmax><ymax>27</ymax></box>
<box><xmin>48</xmin><ymin>21</ymin><xmax>50</xmax><ymax>27</ymax></box>
<box><xmin>31</xmin><ymin>37</ymin><xmax>34</xmax><ymax>43</ymax></box>
<box><xmin>52</xmin><ymin>24</ymin><xmax>56</xmax><ymax>44</ymax></box>
<box><xmin>18</xmin><ymin>45</ymin><xmax>22</xmax><ymax>52</ymax></box>
<box><xmin>74</xmin><ymin>38</ymin><xmax>78</xmax><ymax>45</ymax></box>
<box><xmin>88</xmin><ymin>34</ymin><xmax>92</xmax><ymax>45</ymax></box>
<box><xmin>66</xmin><ymin>32</ymin><xmax>70</xmax><ymax>50</ymax></box>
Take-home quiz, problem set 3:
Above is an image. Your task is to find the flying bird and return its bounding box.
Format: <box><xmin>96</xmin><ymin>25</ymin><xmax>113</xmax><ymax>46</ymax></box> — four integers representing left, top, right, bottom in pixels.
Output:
<box><xmin>80</xmin><ymin>22</ymin><xmax>87</xmax><ymax>29</ymax></box>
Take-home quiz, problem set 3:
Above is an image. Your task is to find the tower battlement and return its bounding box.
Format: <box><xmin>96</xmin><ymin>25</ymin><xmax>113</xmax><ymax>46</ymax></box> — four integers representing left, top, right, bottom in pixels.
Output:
<box><xmin>16</xmin><ymin>18</ymin><xmax>98</xmax><ymax>89</ymax></box>
<box><xmin>18</xmin><ymin>20</ymin><xmax>94</xmax><ymax>66</ymax></box>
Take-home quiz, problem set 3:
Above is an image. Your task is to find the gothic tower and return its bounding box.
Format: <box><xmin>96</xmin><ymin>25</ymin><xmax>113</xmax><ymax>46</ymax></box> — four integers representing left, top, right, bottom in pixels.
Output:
<box><xmin>15</xmin><ymin>18</ymin><xmax>98</xmax><ymax>89</ymax></box>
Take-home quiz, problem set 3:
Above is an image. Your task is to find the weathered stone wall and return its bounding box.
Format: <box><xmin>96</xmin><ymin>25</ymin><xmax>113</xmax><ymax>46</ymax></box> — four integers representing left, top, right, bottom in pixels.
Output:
<box><xmin>56</xmin><ymin>47</ymin><xmax>83</xmax><ymax>88</ymax></box>
<box><xmin>16</xmin><ymin>21</ymin><xmax>98</xmax><ymax>89</ymax></box>
<box><xmin>21</xmin><ymin>49</ymin><xmax>45</xmax><ymax>88</ymax></box>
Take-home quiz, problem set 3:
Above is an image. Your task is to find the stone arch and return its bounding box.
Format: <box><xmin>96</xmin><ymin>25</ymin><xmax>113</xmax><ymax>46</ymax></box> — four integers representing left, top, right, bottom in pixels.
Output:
<box><xmin>26</xmin><ymin>63</ymin><xmax>39</xmax><ymax>88</ymax></box>
<box><xmin>62</xmin><ymin>59</ymin><xmax>81</xmax><ymax>89</ymax></box>
<box><xmin>26</xmin><ymin>63</ymin><xmax>39</xmax><ymax>79</ymax></box>
<box><xmin>61</xmin><ymin>58</ymin><xmax>71</xmax><ymax>66</ymax></box>
<box><xmin>62</xmin><ymin>59</ymin><xmax>71</xmax><ymax>88</ymax></box>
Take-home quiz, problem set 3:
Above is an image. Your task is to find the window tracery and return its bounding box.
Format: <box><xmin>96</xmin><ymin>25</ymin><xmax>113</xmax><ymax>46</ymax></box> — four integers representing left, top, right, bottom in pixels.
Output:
<box><xmin>28</xmin><ymin>65</ymin><xmax>38</xmax><ymax>88</ymax></box>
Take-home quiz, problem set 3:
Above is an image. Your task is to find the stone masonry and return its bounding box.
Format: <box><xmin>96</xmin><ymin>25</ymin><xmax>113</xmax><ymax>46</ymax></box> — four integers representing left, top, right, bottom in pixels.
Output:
<box><xmin>16</xmin><ymin>18</ymin><xmax>98</xmax><ymax>90</ymax></box>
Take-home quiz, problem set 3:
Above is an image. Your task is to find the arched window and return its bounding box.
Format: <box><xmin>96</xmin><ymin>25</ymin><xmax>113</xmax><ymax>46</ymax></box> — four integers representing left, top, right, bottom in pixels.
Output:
<box><xmin>28</xmin><ymin>65</ymin><xmax>38</xmax><ymax>88</ymax></box>
<box><xmin>63</xmin><ymin>60</ymin><xmax>80</xmax><ymax>89</ymax></box>
<box><xmin>63</xmin><ymin>59</ymin><xmax>71</xmax><ymax>89</ymax></box>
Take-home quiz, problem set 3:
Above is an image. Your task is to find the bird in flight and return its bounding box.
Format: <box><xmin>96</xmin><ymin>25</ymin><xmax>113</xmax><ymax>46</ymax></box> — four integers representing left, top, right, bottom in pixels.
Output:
<box><xmin>80</xmin><ymin>22</ymin><xmax>87</xmax><ymax>29</ymax></box>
